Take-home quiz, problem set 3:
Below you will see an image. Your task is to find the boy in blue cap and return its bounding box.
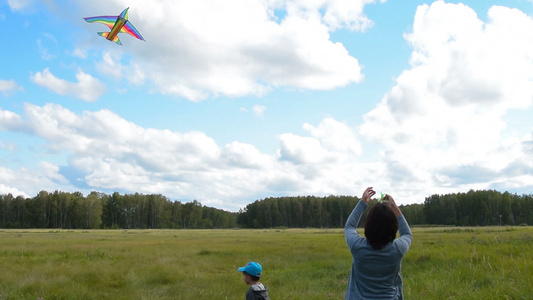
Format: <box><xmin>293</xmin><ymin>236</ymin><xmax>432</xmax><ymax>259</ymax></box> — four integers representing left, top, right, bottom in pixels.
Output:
<box><xmin>237</xmin><ymin>261</ymin><xmax>270</xmax><ymax>300</ymax></box>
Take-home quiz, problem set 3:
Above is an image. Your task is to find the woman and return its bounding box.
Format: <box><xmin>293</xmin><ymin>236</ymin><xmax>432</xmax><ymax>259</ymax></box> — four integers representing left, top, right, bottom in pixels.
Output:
<box><xmin>344</xmin><ymin>187</ymin><xmax>413</xmax><ymax>299</ymax></box>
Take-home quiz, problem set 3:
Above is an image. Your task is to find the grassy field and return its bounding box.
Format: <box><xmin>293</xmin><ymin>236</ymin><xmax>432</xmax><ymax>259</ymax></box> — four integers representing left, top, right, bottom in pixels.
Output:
<box><xmin>0</xmin><ymin>226</ymin><xmax>531</xmax><ymax>299</ymax></box>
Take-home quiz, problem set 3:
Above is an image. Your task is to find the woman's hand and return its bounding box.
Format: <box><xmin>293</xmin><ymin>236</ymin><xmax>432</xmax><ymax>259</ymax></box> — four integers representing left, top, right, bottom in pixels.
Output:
<box><xmin>361</xmin><ymin>187</ymin><xmax>376</xmax><ymax>203</ymax></box>
<box><xmin>385</xmin><ymin>194</ymin><xmax>402</xmax><ymax>216</ymax></box>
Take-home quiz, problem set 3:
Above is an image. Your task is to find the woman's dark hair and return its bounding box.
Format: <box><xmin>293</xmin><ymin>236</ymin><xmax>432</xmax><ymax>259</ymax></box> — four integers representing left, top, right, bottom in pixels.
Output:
<box><xmin>364</xmin><ymin>203</ymin><xmax>398</xmax><ymax>250</ymax></box>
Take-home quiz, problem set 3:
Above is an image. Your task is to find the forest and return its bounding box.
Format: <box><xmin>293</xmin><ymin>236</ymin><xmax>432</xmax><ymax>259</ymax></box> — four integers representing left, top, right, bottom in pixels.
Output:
<box><xmin>0</xmin><ymin>191</ymin><xmax>236</xmax><ymax>229</ymax></box>
<box><xmin>238</xmin><ymin>190</ymin><xmax>533</xmax><ymax>228</ymax></box>
<box><xmin>0</xmin><ymin>189</ymin><xmax>531</xmax><ymax>229</ymax></box>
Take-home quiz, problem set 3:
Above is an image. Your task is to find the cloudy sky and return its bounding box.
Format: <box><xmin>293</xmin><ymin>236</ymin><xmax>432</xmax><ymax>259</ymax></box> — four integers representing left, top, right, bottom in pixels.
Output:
<box><xmin>1</xmin><ymin>0</ymin><xmax>532</xmax><ymax>211</ymax></box>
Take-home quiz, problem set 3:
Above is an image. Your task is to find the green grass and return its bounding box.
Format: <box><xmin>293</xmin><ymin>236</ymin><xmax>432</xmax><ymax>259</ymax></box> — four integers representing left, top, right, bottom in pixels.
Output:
<box><xmin>0</xmin><ymin>227</ymin><xmax>531</xmax><ymax>299</ymax></box>
<box><xmin>403</xmin><ymin>227</ymin><xmax>532</xmax><ymax>299</ymax></box>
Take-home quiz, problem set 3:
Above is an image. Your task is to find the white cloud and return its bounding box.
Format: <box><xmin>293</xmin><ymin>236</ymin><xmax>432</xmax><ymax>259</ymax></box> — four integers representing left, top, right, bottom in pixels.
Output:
<box><xmin>0</xmin><ymin>79</ymin><xmax>24</xmax><ymax>96</ymax></box>
<box><xmin>72</xmin><ymin>48</ymin><xmax>87</xmax><ymax>59</ymax></box>
<box><xmin>94</xmin><ymin>52</ymin><xmax>146</xmax><ymax>86</ymax></box>
<box><xmin>359</xmin><ymin>2</ymin><xmax>533</xmax><ymax>199</ymax></box>
<box><xmin>0</xmin><ymin>140</ymin><xmax>16</xmax><ymax>151</ymax></box>
<box><xmin>96</xmin><ymin>52</ymin><xmax>123</xmax><ymax>80</ymax></box>
<box><xmin>77</xmin><ymin>0</ymin><xmax>373</xmax><ymax>100</ymax></box>
<box><xmin>37</xmin><ymin>33</ymin><xmax>58</xmax><ymax>60</ymax></box>
<box><xmin>279</xmin><ymin>118</ymin><xmax>361</xmax><ymax>165</ymax></box>
<box><xmin>303</xmin><ymin>117</ymin><xmax>361</xmax><ymax>155</ymax></box>
<box><xmin>2</xmin><ymin>103</ymin><xmax>267</xmax><ymax>209</ymax></box>
<box><xmin>252</xmin><ymin>104</ymin><xmax>266</xmax><ymax>117</ymax></box>
<box><xmin>0</xmin><ymin>184</ymin><xmax>29</xmax><ymax>198</ymax></box>
<box><xmin>239</xmin><ymin>105</ymin><xmax>266</xmax><ymax>117</ymax></box>
<box><xmin>0</xmin><ymin>107</ymin><xmax>24</xmax><ymax>130</ymax></box>
<box><xmin>221</xmin><ymin>141</ymin><xmax>272</xmax><ymax>168</ymax></box>
<box><xmin>0</xmin><ymin>103</ymin><xmax>370</xmax><ymax>210</ymax></box>
<box><xmin>0</xmin><ymin>162</ymin><xmax>71</xmax><ymax>199</ymax></box>
<box><xmin>286</xmin><ymin>0</ymin><xmax>378</xmax><ymax>32</ymax></box>
<box><xmin>31</xmin><ymin>68</ymin><xmax>107</xmax><ymax>102</ymax></box>
<box><xmin>3</xmin><ymin>97</ymin><xmax>528</xmax><ymax>209</ymax></box>
<box><xmin>276</xmin><ymin>117</ymin><xmax>369</xmax><ymax>195</ymax></box>
<box><xmin>279</xmin><ymin>133</ymin><xmax>332</xmax><ymax>164</ymax></box>
<box><xmin>7</xmin><ymin>0</ymin><xmax>33</xmax><ymax>12</ymax></box>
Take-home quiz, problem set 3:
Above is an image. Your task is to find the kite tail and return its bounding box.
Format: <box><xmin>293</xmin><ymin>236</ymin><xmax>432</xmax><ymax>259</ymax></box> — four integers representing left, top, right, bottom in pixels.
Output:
<box><xmin>97</xmin><ymin>32</ymin><xmax>122</xmax><ymax>45</ymax></box>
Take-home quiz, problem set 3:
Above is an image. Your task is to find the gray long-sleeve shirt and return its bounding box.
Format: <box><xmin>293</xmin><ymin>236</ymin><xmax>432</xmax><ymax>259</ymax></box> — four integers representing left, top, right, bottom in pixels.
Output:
<box><xmin>344</xmin><ymin>201</ymin><xmax>412</xmax><ymax>299</ymax></box>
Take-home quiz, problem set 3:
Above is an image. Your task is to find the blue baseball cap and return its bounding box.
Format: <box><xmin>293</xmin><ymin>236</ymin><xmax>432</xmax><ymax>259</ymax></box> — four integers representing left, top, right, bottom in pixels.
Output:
<box><xmin>238</xmin><ymin>262</ymin><xmax>262</xmax><ymax>277</ymax></box>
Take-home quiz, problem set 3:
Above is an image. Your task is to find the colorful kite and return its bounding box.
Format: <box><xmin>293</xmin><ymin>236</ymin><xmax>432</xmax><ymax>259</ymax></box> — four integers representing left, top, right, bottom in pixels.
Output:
<box><xmin>84</xmin><ymin>7</ymin><xmax>144</xmax><ymax>45</ymax></box>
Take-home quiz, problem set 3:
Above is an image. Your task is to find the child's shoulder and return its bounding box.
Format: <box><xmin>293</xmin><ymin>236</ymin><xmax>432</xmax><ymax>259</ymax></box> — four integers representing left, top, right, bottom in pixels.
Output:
<box><xmin>250</xmin><ymin>282</ymin><xmax>267</xmax><ymax>291</ymax></box>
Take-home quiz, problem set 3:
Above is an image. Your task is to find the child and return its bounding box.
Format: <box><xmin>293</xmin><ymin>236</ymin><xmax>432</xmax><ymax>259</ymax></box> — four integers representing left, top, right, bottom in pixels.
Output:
<box><xmin>237</xmin><ymin>261</ymin><xmax>270</xmax><ymax>300</ymax></box>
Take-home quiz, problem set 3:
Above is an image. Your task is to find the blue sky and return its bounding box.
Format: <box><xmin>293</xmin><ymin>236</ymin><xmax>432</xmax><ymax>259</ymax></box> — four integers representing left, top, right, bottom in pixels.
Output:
<box><xmin>1</xmin><ymin>0</ymin><xmax>532</xmax><ymax>211</ymax></box>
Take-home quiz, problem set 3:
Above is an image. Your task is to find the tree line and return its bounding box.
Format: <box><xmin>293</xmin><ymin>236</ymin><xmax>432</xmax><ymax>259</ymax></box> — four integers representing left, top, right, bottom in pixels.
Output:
<box><xmin>237</xmin><ymin>190</ymin><xmax>533</xmax><ymax>228</ymax></box>
<box><xmin>420</xmin><ymin>190</ymin><xmax>533</xmax><ymax>226</ymax></box>
<box><xmin>0</xmin><ymin>191</ymin><xmax>236</xmax><ymax>229</ymax></box>
<box><xmin>1</xmin><ymin>189</ymin><xmax>531</xmax><ymax>229</ymax></box>
<box><xmin>236</xmin><ymin>195</ymin><xmax>360</xmax><ymax>228</ymax></box>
